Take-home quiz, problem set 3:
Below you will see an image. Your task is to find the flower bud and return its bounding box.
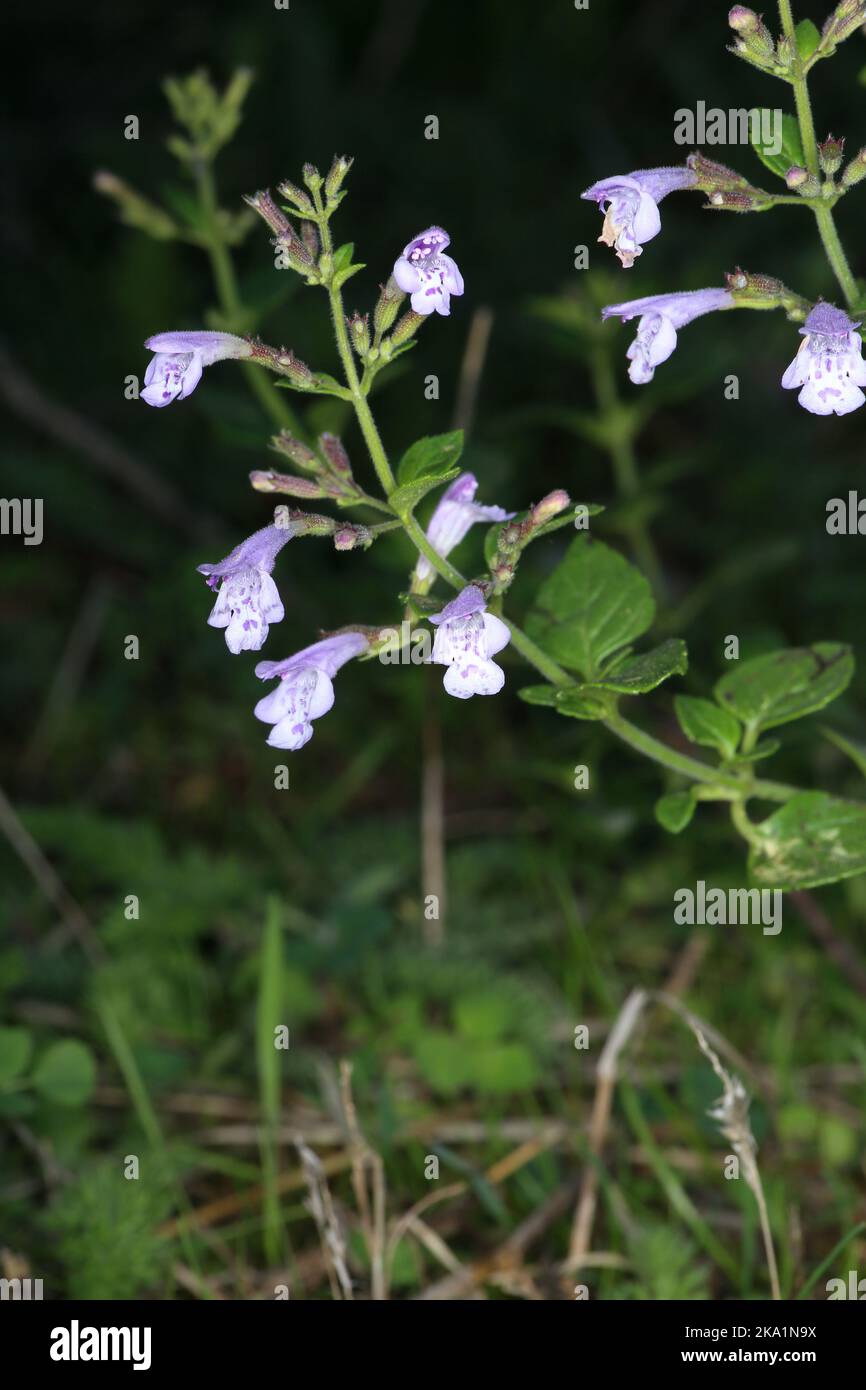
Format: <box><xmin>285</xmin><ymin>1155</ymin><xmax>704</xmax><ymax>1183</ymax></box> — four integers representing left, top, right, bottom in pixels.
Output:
<box><xmin>818</xmin><ymin>134</ymin><xmax>845</xmax><ymax>176</ymax></box>
<box><xmin>302</xmin><ymin>163</ymin><xmax>323</xmax><ymax>194</ymax></box>
<box><xmin>320</xmin><ymin>433</ymin><xmax>353</xmax><ymax>476</ymax></box>
<box><xmin>334</xmin><ymin>524</ymin><xmax>371</xmax><ymax>551</ymax></box>
<box><xmin>273</xmin><ymin>231</ymin><xmax>313</xmax><ymax>274</ymax></box>
<box><xmin>390</xmin><ymin>310</ymin><xmax>426</xmax><ymax>347</ymax></box>
<box><xmin>687</xmin><ymin>154</ymin><xmax>773</xmax><ymax>211</ymax></box>
<box><xmin>301</xmin><ymin>220</ymin><xmax>319</xmax><ymax>260</ymax></box>
<box><xmin>324</xmin><ymin>154</ymin><xmax>353</xmax><ymax>201</ymax></box>
<box><xmin>841</xmin><ymin>146</ymin><xmax>866</xmax><ymax>187</ymax></box>
<box><xmin>276</xmin><ymin>506</ymin><xmax>335</xmax><ymax>537</ymax></box>
<box><xmin>271</xmin><ymin>432</ymin><xmax>319</xmax><ymax>471</ymax></box>
<box><xmin>349</xmin><ymin>312</ymin><xmax>371</xmax><ymax>357</ymax></box>
<box><xmin>785</xmin><ymin>165</ymin><xmax>821</xmax><ymax>196</ymax></box>
<box><xmin>276</xmin><ymin>177</ymin><xmax>314</xmax><ymax>214</ymax></box>
<box><xmin>530</xmin><ymin>489</ymin><xmax>571</xmax><ymax>527</ymax></box>
<box><xmin>250</xmin><ymin>470</ymin><xmax>326</xmax><ymax>498</ymax></box>
<box><xmin>821</xmin><ymin>0</ymin><xmax>866</xmax><ymax>53</ymax></box>
<box><xmin>243</xmin><ymin>188</ymin><xmax>291</xmax><ymax>236</ymax></box>
<box><xmin>373</xmin><ymin>276</ymin><xmax>406</xmax><ymax>338</ymax></box>
<box><xmin>727</xmin><ymin>6</ymin><xmax>779</xmax><ymax>68</ymax></box>
<box><xmin>93</xmin><ymin>171</ymin><xmax>178</xmax><ymax>240</ymax></box>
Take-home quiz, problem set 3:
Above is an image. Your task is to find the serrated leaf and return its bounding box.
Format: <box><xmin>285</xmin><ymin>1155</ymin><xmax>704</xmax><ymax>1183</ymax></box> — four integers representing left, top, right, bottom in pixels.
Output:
<box><xmin>397</xmin><ymin>430</ymin><xmax>464</xmax><ymax>486</ymax></box>
<box><xmin>655</xmin><ymin>792</ymin><xmax>696</xmax><ymax>835</ymax></box>
<box><xmin>389</xmin><ymin>467</ymin><xmax>460</xmax><ymax>518</ymax></box>
<box><xmin>714</xmin><ymin>643</ymin><xmax>854</xmax><ymax>734</ymax></box>
<box><xmin>795</xmin><ymin>18</ymin><xmax>821</xmax><ymax>61</ymax></box>
<box><xmin>526</xmin><ymin>536</ymin><xmax>655</xmax><ymax>679</ymax></box>
<box><xmin>749</xmin><ymin>792</ymin><xmax>866</xmax><ymax>889</ymax></box>
<box><xmin>750</xmin><ymin>111</ymin><xmax>804</xmax><ymax>180</ymax></box>
<box><xmin>675</xmin><ymin>695</ymin><xmax>741</xmax><ymax>760</ymax></box>
<box><xmin>586</xmin><ymin>638</ymin><xmax>687</xmax><ymax>695</ymax></box>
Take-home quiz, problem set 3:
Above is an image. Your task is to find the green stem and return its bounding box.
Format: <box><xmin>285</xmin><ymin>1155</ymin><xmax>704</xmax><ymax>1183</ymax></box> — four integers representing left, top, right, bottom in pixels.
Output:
<box><xmin>603</xmin><ymin>711</ymin><xmax>798</xmax><ymax>803</ymax></box>
<box><xmin>314</xmin><ymin>186</ymin><xmax>396</xmax><ymax>496</ymax></box>
<box><xmin>593</xmin><ymin>354</ymin><xmax>663</xmax><ymax>594</ymax></box>
<box><xmin>777</xmin><ymin>0</ymin><xmax>858</xmax><ymax>307</ymax></box>
<box><xmin>193</xmin><ymin>160</ymin><xmax>300</xmax><ymax>431</ymax></box>
<box><xmin>813</xmin><ymin>204</ymin><xmax>859</xmax><ymax>308</ymax></box>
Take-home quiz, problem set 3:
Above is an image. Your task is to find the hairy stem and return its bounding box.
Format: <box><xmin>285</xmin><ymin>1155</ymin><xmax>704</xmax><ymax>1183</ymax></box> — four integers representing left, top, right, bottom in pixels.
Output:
<box><xmin>315</xmin><ymin>187</ymin><xmax>396</xmax><ymax>496</ymax></box>
<box><xmin>193</xmin><ymin>160</ymin><xmax>300</xmax><ymax>430</ymax></box>
<box><xmin>777</xmin><ymin>0</ymin><xmax>858</xmax><ymax>307</ymax></box>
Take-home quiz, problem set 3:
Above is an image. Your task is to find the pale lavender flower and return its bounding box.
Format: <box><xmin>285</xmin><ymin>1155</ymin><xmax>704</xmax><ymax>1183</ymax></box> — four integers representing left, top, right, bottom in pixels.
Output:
<box><xmin>602</xmin><ymin>288</ymin><xmax>733</xmax><ymax>384</ymax></box>
<box><xmin>197</xmin><ymin>522</ymin><xmax>293</xmax><ymax>655</ymax></box>
<box><xmin>414</xmin><ymin>473</ymin><xmax>515</xmax><ymax>585</ymax></box>
<box><xmin>254</xmin><ymin>631</ymin><xmax>369</xmax><ymax>750</ymax></box>
<box><xmin>781</xmin><ymin>302</ymin><xmax>866</xmax><ymax>416</ymax></box>
<box><xmin>582</xmin><ymin>167</ymin><xmax>696</xmax><ymax>268</ymax></box>
<box><xmin>142</xmin><ymin>330</ymin><xmax>252</xmax><ymax>407</ymax></box>
<box><xmin>393</xmin><ymin>227</ymin><xmax>464</xmax><ymax>316</ymax></box>
<box><xmin>429</xmin><ymin>584</ymin><xmax>510</xmax><ymax>699</ymax></box>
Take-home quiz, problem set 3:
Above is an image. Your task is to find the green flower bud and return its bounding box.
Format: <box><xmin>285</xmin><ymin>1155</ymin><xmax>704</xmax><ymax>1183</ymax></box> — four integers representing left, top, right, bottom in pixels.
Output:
<box><xmin>841</xmin><ymin>146</ymin><xmax>866</xmax><ymax>187</ymax></box>
<box><xmin>818</xmin><ymin>134</ymin><xmax>845</xmax><ymax>176</ymax></box>
<box><xmin>373</xmin><ymin>276</ymin><xmax>406</xmax><ymax>338</ymax></box>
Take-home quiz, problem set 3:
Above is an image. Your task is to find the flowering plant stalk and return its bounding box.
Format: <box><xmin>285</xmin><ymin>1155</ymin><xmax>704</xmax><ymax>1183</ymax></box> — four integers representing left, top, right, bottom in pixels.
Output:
<box><xmin>584</xmin><ymin>1</ymin><xmax>866</xmax><ymax>416</ymax></box>
<box><xmin>100</xmin><ymin>63</ymin><xmax>866</xmax><ymax>894</ymax></box>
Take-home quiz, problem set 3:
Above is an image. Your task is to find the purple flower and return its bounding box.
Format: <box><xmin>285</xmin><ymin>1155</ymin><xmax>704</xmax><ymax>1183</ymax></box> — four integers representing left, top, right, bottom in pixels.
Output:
<box><xmin>142</xmin><ymin>330</ymin><xmax>251</xmax><ymax>408</ymax></box>
<box><xmin>582</xmin><ymin>167</ymin><xmax>696</xmax><ymax>268</ymax></box>
<box><xmin>429</xmin><ymin>584</ymin><xmax>510</xmax><ymax>699</ymax></box>
<box><xmin>781</xmin><ymin>302</ymin><xmax>866</xmax><ymax>417</ymax></box>
<box><xmin>197</xmin><ymin>522</ymin><xmax>293</xmax><ymax>654</ymax></box>
<box><xmin>393</xmin><ymin>227</ymin><xmax>464</xmax><ymax>316</ymax></box>
<box><xmin>254</xmin><ymin>631</ymin><xmax>369</xmax><ymax>750</ymax></box>
<box><xmin>602</xmin><ymin>288</ymin><xmax>733</xmax><ymax>384</ymax></box>
<box><xmin>414</xmin><ymin>473</ymin><xmax>515</xmax><ymax>585</ymax></box>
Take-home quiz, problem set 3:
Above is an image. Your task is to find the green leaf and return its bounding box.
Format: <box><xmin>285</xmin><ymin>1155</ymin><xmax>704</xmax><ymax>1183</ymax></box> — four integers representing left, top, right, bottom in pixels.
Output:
<box><xmin>750</xmin><ymin>111</ymin><xmax>804</xmax><ymax>180</ymax></box>
<box><xmin>748</xmin><ymin>792</ymin><xmax>866</xmax><ymax>890</ymax></box>
<box><xmin>332</xmin><ymin>241</ymin><xmax>355</xmax><ymax>272</ymax></box>
<box><xmin>549</xmin><ymin>688</ymin><xmax>613</xmax><ymax>721</ymax></box>
<box><xmin>333</xmin><ymin>262</ymin><xmax>365</xmax><ymax>290</ymax></box>
<box><xmin>397</xmin><ymin>430</ymin><xmax>464</xmax><ymax>486</ymax></box>
<box><xmin>586</xmin><ymin>638</ymin><xmax>687</xmax><ymax>695</ymax></box>
<box><xmin>729</xmin><ymin>738</ymin><xmax>781</xmax><ymax>766</ymax></box>
<box><xmin>675</xmin><ymin>695</ymin><xmax>741</xmax><ymax>760</ymax></box>
<box><xmin>454</xmin><ymin>991</ymin><xmax>511</xmax><ymax>1042</ymax></box>
<box><xmin>470</xmin><ymin>1043</ymin><xmax>539</xmax><ymax>1095</ymax></box>
<box><xmin>655</xmin><ymin>792</ymin><xmax>696</xmax><ymax>835</ymax></box>
<box><xmin>0</xmin><ymin>1027</ymin><xmax>33</xmax><ymax>1086</ymax></box>
<box><xmin>795</xmin><ymin>18</ymin><xmax>821</xmax><ymax>62</ymax></box>
<box><xmin>32</xmin><ymin>1039</ymin><xmax>97</xmax><ymax>1107</ymax></box>
<box><xmin>526</xmin><ymin>536</ymin><xmax>655</xmax><ymax>679</ymax></box>
<box><xmin>389</xmin><ymin>467</ymin><xmax>461</xmax><ymax>519</ymax></box>
<box><xmin>714</xmin><ymin>644</ymin><xmax>854</xmax><ymax>734</ymax></box>
<box><xmin>517</xmin><ymin>684</ymin><xmax>560</xmax><ymax>708</ymax></box>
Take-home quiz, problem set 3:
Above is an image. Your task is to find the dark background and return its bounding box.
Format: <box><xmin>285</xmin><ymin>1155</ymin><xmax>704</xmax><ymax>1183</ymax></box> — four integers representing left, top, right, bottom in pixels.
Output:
<box><xmin>1</xmin><ymin>0</ymin><xmax>864</xmax><ymax>1300</ymax></box>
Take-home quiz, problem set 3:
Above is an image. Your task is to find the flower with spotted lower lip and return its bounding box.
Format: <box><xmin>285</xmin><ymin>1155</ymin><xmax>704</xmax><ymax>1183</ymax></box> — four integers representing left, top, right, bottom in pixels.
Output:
<box><xmin>141</xmin><ymin>330</ymin><xmax>251</xmax><ymax>407</ymax></box>
<box><xmin>429</xmin><ymin>584</ymin><xmax>510</xmax><ymax>699</ymax></box>
<box><xmin>392</xmin><ymin>227</ymin><xmax>464</xmax><ymax>316</ymax></box>
<box><xmin>781</xmin><ymin>302</ymin><xmax>866</xmax><ymax>417</ymax></box>
<box><xmin>254</xmin><ymin>632</ymin><xmax>369</xmax><ymax>750</ymax></box>
<box><xmin>197</xmin><ymin>522</ymin><xmax>293</xmax><ymax>655</ymax></box>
